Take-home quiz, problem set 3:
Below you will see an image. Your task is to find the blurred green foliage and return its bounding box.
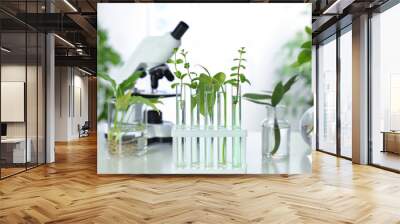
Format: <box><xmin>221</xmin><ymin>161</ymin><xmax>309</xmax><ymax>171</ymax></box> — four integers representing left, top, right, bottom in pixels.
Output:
<box><xmin>97</xmin><ymin>28</ymin><xmax>160</xmax><ymax>123</ymax></box>
<box><xmin>97</xmin><ymin>28</ymin><xmax>121</xmax><ymax>121</ymax></box>
<box><xmin>276</xmin><ymin>26</ymin><xmax>312</xmax><ymax>122</ymax></box>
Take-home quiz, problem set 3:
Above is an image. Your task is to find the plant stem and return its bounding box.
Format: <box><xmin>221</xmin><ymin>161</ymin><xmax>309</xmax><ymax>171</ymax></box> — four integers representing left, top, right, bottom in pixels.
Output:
<box><xmin>174</xmin><ymin>50</ymin><xmax>184</xmax><ymax>109</ymax></box>
<box><xmin>183</xmin><ymin>53</ymin><xmax>191</xmax><ymax>81</ymax></box>
<box><xmin>113</xmin><ymin>109</ymin><xmax>118</xmax><ymax>130</ymax></box>
<box><xmin>235</xmin><ymin>51</ymin><xmax>243</xmax><ymax>102</ymax></box>
<box><xmin>271</xmin><ymin>110</ymin><xmax>281</xmax><ymax>155</ymax></box>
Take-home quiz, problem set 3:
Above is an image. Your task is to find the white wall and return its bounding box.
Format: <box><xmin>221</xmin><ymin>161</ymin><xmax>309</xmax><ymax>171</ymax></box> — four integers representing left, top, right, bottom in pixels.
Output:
<box><xmin>1</xmin><ymin>65</ymin><xmax>36</xmax><ymax>138</ymax></box>
<box><xmin>55</xmin><ymin>67</ymin><xmax>89</xmax><ymax>141</ymax></box>
<box><xmin>1</xmin><ymin>64</ymin><xmax>46</xmax><ymax>164</ymax></box>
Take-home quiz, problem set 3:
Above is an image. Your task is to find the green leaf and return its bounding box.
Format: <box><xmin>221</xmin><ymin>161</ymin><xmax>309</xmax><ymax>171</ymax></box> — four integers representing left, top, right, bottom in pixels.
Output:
<box><xmin>117</xmin><ymin>71</ymin><xmax>143</xmax><ymax>97</ymax></box>
<box><xmin>167</xmin><ymin>58</ymin><xmax>174</xmax><ymax>64</ymax></box>
<box><xmin>224</xmin><ymin>79</ymin><xmax>238</xmax><ymax>86</ymax></box>
<box><xmin>231</xmin><ymin>66</ymin><xmax>238</xmax><ymax>71</ymax></box>
<box><xmin>239</xmin><ymin>65</ymin><xmax>246</xmax><ymax>69</ymax></box>
<box><xmin>283</xmin><ymin>75</ymin><xmax>299</xmax><ymax>93</ymax></box>
<box><xmin>190</xmin><ymin>82</ymin><xmax>198</xmax><ymax>89</ymax></box>
<box><xmin>270</xmin><ymin>119</ymin><xmax>281</xmax><ymax>155</ymax></box>
<box><xmin>98</xmin><ymin>72</ymin><xmax>117</xmax><ymax>91</ymax></box>
<box><xmin>129</xmin><ymin>96</ymin><xmax>161</xmax><ymax>111</ymax></box>
<box><xmin>271</xmin><ymin>82</ymin><xmax>285</xmax><ymax>107</ymax></box>
<box><xmin>305</xmin><ymin>26</ymin><xmax>312</xmax><ymax>35</ymax></box>
<box><xmin>171</xmin><ymin>83</ymin><xmax>179</xmax><ymax>89</ymax></box>
<box><xmin>173</xmin><ymin>48</ymin><xmax>178</xmax><ymax>53</ymax></box>
<box><xmin>174</xmin><ymin>71</ymin><xmax>182</xmax><ymax>79</ymax></box>
<box><xmin>244</xmin><ymin>98</ymin><xmax>272</xmax><ymax>106</ymax></box>
<box><xmin>198</xmin><ymin>65</ymin><xmax>211</xmax><ymax>76</ymax></box>
<box><xmin>301</xmin><ymin>41</ymin><xmax>312</xmax><ymax>49</ymax></box>
<box><xmin>239</xmin><ymin>74</ymin><xmax>246</xmax><ymax>83</ymax></box>
<box><xmin>243</xmin><ymin>93</ymin><xmax>272</xmax><ymax>100</ymax></box>
<box><xmin>191</xmin><ymin>94</ymin><xmax>197</xmax><ymax>111</ymax></box>
<box><xmin>176</xmin><ymin>59</ymin><xmax>183</xmax><ymax>64</ymax></box>
<box><xmin>115</xmin><ymin>93</ymin><xmax>132</xmax><ymax>112</ymax></box>
<box><xmin>184</xmin><ymin>62</ymin><xmax>190</xmax><ymax>69</ymax></box>
<box><xmin>180</xmin><ymin>49</ymin><xmax>186</xmax><ymax>56</ymax></box>
<box><xmin>213</xmin><ymin>72</ymin><xmax>226</xmax><ymax>86</ymax></box>
<box><xmin>197</xmin><ymin>74</ymin><xmax>213</xmax><ymax>116</ymax></box>
<box><xmin>291</xmin><ymin>61</ymin><xmax>300</xmax><ymax>68</ymax></box>
<box><xmin>297</xmin><ymin>49</ymin><xmax>311</xmax><ymax>65</ymax></box>
<box><xmin>199</xmin><ymin>73</ymin><xmax>212</xmax><ymax>84</ymax></box>
<box><xmin>230</xmin><ymin>73</ymin><xmax>238</xmax><ymax>77</ymax></box>
<box><xmin>239</xmin><ymin>74</ymin><xmax>251</xmax><ymax>85</ymax></box>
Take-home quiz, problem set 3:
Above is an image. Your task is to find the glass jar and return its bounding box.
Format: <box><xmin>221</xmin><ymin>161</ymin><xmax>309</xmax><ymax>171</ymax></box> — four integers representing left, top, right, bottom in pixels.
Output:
<box><xmin>262</xmin><ymin>105</ymin><xmax>290</xmax><ymax>159</ymax></box>
<box><xmin>107</xmin><ymin>101</ymin><xmax>147</xmax><ymax>156</ymax></box>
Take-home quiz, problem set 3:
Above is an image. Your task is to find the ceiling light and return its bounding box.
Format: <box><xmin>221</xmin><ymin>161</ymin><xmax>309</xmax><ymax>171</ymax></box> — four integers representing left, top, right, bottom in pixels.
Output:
<box><xmin>1</xmin><ymin>47</ymin><xmax>11</xmax><ymax>53</ymax></box>
<box><xmin>78</xmin><ymin>67</ymin><xmax>93</xmax><ymax>76</ymax></box>
<box><xmin>54</xmin><ymin>34</ymin><xmax>75</xmax><ymax>48</ymax></box>
<box><xmin>63</xmin><ymin>0</ymin><xmax>78</xmax><ymax>12</ymax></box>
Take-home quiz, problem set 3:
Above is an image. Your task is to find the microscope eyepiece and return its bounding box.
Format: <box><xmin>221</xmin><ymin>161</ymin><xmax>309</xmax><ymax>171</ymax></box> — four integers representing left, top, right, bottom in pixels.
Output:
<box><xmin>171</xmin><ymin>21</ymin><xmax>189</xmax><ymax>40</ymax></box>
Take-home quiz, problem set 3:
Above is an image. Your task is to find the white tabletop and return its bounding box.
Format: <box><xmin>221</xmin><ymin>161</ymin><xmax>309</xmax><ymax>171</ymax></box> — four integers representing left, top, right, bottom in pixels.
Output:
<box><xmin>98</xmin><ymin>123</ymin><xmax>312</xmax><ymax>174</ymax></box>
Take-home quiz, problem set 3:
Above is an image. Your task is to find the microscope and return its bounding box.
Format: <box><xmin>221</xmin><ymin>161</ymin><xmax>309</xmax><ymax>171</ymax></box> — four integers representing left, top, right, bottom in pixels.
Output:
<box><xmin>115</xmin><ymin>21</ymin><xmax>189</xmax><ymax>144</ymax></box>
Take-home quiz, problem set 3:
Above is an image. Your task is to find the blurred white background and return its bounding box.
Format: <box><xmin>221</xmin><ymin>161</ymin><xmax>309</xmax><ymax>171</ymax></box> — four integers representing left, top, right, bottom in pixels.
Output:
<box><xmin>98</xmin><ymin>3</ymin><xmax>310</xmax><ymax>131</ymax></box>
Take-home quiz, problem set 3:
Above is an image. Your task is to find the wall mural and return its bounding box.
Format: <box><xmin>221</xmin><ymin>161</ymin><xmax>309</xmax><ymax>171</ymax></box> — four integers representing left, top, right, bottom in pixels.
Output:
<box><xmin>97</xmin><ymin>3</ymin><xmax>312</xmax><ymax>174</ymax></box>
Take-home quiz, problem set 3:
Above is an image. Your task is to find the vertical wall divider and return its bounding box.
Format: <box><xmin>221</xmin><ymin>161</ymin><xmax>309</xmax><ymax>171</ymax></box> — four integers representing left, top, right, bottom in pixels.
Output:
<box><xmin>69</xmin><ymin>69</ymin><xmax>71</xmax><ymax>118</ymax></box>
<box><xmin>0</xmin><ymin>27</ymin><xmax>2</xmax><ymax>179</ymax></box>
<box><xmin>336</xmin><ymin>27</ymin><xmax>341</xmax><ymax>157</ymax></box>
<box><xmin>315</xmin><ymin>45</ymin><xmax>320</xmax><ymax>150</ymax></box>
<box><xmin>25</xmin><ymin>2</ymin><xmax>28</xmax><ymax>171</ymax></box>
<box><xmin>37</xmin><ymin>17</ymin><xmax>39</xmax><ymax>168</ymax></box>
<box><xmin>60</xmin><ymin>68</ymin><xmax>62</xmax><ymax>117</ymax></box>
<box><xmin>73</xmin><ymin>68</ymin><xmax>75</xmax><ymax>118</ymax></box>
<box><xmin>367</xmin><ymin>11</ymin><xmax>373</xmax><ymax>165</ymax></box>
<box><xmin>44</xmin><ymin>31</ymin><xmax>47</xmax><ymax>164</ymax></box>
